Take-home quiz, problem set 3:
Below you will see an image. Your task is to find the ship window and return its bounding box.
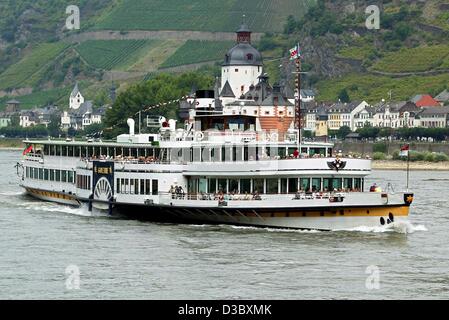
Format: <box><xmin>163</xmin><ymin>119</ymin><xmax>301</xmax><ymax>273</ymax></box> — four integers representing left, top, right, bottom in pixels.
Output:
<box><xmin>121</xmin><ymin>178</ymin><xmax>125</xmax><ymax>193</ymax></box>
<box><xmin>68</xmin><ymin>171</ymin><xmax>74</xmax><ymax>184</ymax></box>
<box><xmin>39</xmin><ymin>168</ymin><xmax>43</xmax><ymax>180</ymax></box>
<box><xmin>117</xmin><ymin>178</ymin><xmax>120</xmax><ymax>193</ymax></box>
<box><xmin>240</xmin><ymin>179</ymin><xmax>251</xmax><ymax>193</ymax></box>
<box><xmin>354</xmin><ymin>178</ymin><xmax>362</xmax><ymax>191</ymax></box>
<box><xmin>288</xmin><ymin>178</ymin><xmax>298</xmax><ymax>193</ymax></box>
<box><xmin>332</xmin><ymin>178</ymin><xmax>342</xmax><ymax>191</ymax></box>
<box><xmin>124</xmin><ymin>179</ymin><xmax>129</xmax><ymax>194</ymax></box>
<box><xmin>229</xmin><ymin>179</ymin><xmax>239</xmax><ymax>193</ymax></box>
<box><xmin>323</xmin><ymin>178</ymin><xmax>331</xmax><ymax>191</ymax></box>
<box><xmin>235</xmin><ymin>69</ymin><xmax>239</xmax><ymax>72</ymax></box>
<box><xmin>62</xmin><ymin>170</ymin><xmax>67</xmax><ymax>183</ymax></box>
<box><xmin>44</xmin><ymin>169</ymin><xmax>49</xmax><ymax>181</ymax></box>
<box><xmin>300</xmin><ymin>178</ymin><xmax>310</xmax><ymax>191</ymax></box>
<box><xmin>135</xmin><ymin>179</ymin><xmax>139</xmax><ymax>194</ymax></box>
<box><xmin>144</xmin><ymin>179</ymin><xmax>150</xmax><ymax>195</ymax></box>
<box><xmin>140</xmin><ymin>179</ymin><xmax>145</xmax><ymax>195</ymax></box>
<box><xmin>208</xmin><ymin>179</ymin><xmax>217</xmax><ymax>194</ymax></box>
<box><xmin>218</xmin><ymin>179</ymin><xmax>227</xmax><ymax>193</ymax></box>
<box><xmin>56</xmin><ymin>170</ymin><xmax>60</xmax><ymax>182</ymax></box>
<box><xmin>344</xmin><ymin>178</ymin><xmax>353</xmax><ymax>190</ymax></box>
<box><xmin>252</xmin><ymin>179</ymin><xmax>264</xmax><ymax>194</ymax></box>
<box><xmin>130</xmin><ymin>179</ymin><xmax>134</xmax><ymax>194</ymax></box>
<box><xmin>266</xmin><ymin>179</ymin><xmax>279</xmax><ymax>194</ymax></box>
<box><xmin>312</xmin><ymin>178</ymin><xmax>321</xmax><ymax>192</ymax></box>
<box><xmin>152</xmin><ymin>180</ymin><xmax>158</xmax><ymax>195</ymax></box>
<box><xmin>281</xmin><ymin>178</ymin><xmax>288</xmax><ymax>194</ymax></box>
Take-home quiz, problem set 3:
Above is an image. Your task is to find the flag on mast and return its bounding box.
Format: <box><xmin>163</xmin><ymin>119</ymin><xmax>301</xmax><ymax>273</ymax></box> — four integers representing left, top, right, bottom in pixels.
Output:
<box><xmin>399</xmin><ymin>144</ymin><xmax>409</xmax><ymax>157</ymax></box>
<box><xmin>22</xmin><ymin>145</ymin><xmax>33</xmax><ymax>155</ymax></box>
<box><xmin>289</xmin><ymin>44</ymin><xmax>301</xmax><ymax>60</ymax></box>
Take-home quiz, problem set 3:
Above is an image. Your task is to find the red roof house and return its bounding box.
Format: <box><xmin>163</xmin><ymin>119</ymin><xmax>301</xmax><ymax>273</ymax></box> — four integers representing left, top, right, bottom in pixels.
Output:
<box><xmin>414</xmin><ymin>94</ymin><xmax>440</xmax><ymax>107</ymax></box>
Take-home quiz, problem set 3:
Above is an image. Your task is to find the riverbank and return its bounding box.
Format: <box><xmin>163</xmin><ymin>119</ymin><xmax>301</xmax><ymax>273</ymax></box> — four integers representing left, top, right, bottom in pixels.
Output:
<box><xmin>0</xmin><ymin>138</ymin><xmax>23</xmax><ymax>150</ymax></box>
<box><xmin>373</xmin><ymin>160</ymin><xmax>449</xmax><ymax>171</ymax></box>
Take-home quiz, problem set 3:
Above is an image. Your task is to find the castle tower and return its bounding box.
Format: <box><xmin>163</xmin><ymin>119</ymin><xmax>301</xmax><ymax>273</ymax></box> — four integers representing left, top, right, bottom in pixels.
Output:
<box><xmin>69</xmin><ymin>82</ymin><xmax>84</xmax><ymax>110</ymax></box>
<box><xmin>221</xmin><ymin>21</ymin><xmax>263</xmax><ymax>98</ymax></box>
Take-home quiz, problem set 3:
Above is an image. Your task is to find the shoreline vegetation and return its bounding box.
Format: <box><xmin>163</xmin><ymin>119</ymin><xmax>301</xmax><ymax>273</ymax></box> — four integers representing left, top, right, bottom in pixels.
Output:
<box><xmin>372</xmin><ymin>160</ymin><xmax>449</xmax><ymax>171</ymax></box>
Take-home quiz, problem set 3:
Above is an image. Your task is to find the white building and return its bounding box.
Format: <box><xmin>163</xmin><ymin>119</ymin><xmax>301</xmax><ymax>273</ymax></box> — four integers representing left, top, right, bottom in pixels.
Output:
<box><xmin>69</xmin><ymin>82</ymin><xmax>84</xmax><ymax>110</ymax></box>
<box><xmin>221</xmin><ymin>23</ymin><xmax>263</xmax><ymax>99</ymax></box>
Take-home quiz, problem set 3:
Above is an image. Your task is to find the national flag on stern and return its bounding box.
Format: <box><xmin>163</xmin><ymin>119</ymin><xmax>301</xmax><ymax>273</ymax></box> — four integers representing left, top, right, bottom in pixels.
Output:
<box><xmin>399</xmin><ymin>144</ymin><xmax>409</xmax><ymax>157</ymax></box>
<box><xmin>289</xmin><ymin>44</ymin><xmax>301</xmax><ymax>60</ymax></box>
<box><xmin>22</xmin><ymin>145</ymin><xmax>33</xmax><ymax>155</ymax></box>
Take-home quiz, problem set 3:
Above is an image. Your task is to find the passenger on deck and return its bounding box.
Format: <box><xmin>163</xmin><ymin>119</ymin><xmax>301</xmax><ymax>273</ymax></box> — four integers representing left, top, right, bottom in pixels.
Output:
<box><xmin>293</xmin><ymin>149</ymin><xmax>299</xmax><ymax>159</ymax></box>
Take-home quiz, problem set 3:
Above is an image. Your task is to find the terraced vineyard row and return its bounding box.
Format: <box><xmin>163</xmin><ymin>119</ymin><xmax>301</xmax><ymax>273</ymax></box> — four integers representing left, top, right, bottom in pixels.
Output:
<box><xmin>76</xmin><ymin>40</ymin><xmax>155</xmax><ymax>70</ymax></box>
<box><xmin>160</xmin><ymin>40</ymin><xmax>234</xmax><ymax>68</ymax></box>
<box><xmin>94</xmin><ymin>0</ymin><xmax>313</xmax><ymax>32</ymax></box>
<box><xmin>371</xmin><ymin>45</ymin><xmax>449</xmax><ymax>73</ymax></box>
<box><xmin>0</xmin><ymin>42</ymin><xmax>69</xmax><ymax>90</ymax></box>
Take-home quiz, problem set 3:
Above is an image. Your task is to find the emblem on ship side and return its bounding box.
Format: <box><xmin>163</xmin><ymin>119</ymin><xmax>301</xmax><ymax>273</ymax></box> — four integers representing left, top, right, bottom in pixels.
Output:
<box><xmin>327</xmin><ymin>158</ymin><xmax>346</xmax><ymax>171</ymax></box>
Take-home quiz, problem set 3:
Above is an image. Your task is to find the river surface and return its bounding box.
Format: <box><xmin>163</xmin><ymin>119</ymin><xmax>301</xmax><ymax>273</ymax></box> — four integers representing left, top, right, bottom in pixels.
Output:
<box><xmin>0</xmin><ymin>150</ymin><xmax>447</xmax><ymax>299</ymax></box>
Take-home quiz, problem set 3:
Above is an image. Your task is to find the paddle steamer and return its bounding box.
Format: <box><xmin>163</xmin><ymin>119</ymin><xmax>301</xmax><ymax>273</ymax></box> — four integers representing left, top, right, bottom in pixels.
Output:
<box><xmin>16</xmin><ymin>23</ymin><xmax>413</xmax><ymax>230</ymax></box>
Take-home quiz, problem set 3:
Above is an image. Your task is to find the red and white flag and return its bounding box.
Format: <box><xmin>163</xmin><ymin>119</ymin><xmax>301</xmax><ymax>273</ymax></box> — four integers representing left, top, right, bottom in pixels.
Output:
<box><xmin>399</xmin><ymin>144</ymin><xmax>409</xmax><ymax>157</ymax></box>
<box><xmin>22</xmin><ymin>145</ymin><xmax>33</xmax><ymax>155</ymax></box>
<box><xmin>289</xmin><ymin>44</ymin><xmax>301</xmax><ymax>60</ymax></box>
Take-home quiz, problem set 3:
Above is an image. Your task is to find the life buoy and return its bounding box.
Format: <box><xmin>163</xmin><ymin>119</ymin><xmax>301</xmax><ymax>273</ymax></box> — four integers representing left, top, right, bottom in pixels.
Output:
<box><xmin>195</xmin><ymin>131</ymin><xmax>204</xmax><ymax>141</ymax></box>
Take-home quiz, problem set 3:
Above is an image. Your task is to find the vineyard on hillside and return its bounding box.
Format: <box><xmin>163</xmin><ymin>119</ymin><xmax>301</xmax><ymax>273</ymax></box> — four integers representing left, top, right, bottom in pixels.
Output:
<box><xmin>0</xmin><ymin>86</ymin><xmax>72</xmax><ymax>111</ymax></box>
<box><xmin>94</xmin><ymin>0</ymin><xmax>314</xmax><ymax>32</ymax></box>
<box><xmin>371</xmin><ymin>45</ymin><xmax>449</xmax><ymax>73</ymax></box>
<box><xmin>76</xmin><ymin>40</ymin><xmax>156</xmax><ymax>70</ymax></box>
<box><xmin>0</xmin><ymin>42</ymin><xmax>69</xmax><ymax>90</ymax></box>
<box><xmin>316</xmin><ymin>73</ymin><xmax>449</xmax><ymax>104</ymax></box>
<box><xmin>160</xmin><ymin>40</ymin><xmax>234</xmax><ymax>68</ymax></box>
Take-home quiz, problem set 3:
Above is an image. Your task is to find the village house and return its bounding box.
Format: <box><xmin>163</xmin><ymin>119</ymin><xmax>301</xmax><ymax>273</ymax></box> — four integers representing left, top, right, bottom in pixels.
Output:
<box><xmin>416</xmin><ymin>106</ymin><xmax>449</xmax><ymax>128</ymax></box>
<box><xmin>411</xmin><ymin>94</ymin><xmax>441</xmax><ymax>107</ymax></box>
<box><xmin>61</xmin><ymin>83</ymin><xmax>107</xmax><ymax>131</ymax></box>
<box><xmin>435</xmin><ymin>90</ymin><xmax>449</xmax><ymax>106</ymax></box>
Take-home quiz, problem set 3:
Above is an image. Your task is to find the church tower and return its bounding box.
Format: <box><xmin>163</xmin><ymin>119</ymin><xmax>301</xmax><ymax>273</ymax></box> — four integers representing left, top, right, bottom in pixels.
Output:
<box><xmin>69</xmin><ymin>82</ymin><xmax>84</xmax><ymax>110</ymax></box>
<box><xmin>221</xmin><ymin>21</ymin><xmax>263</xmax><ymax>99</ymax></box>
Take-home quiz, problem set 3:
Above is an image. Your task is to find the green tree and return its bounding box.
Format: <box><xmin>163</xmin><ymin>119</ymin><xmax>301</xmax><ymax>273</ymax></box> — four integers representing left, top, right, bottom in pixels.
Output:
<box><xmin>47</xmin><ymin>114</ymin><xmax>61</xmax><ymax>137</ymax></box>
<box><xmin>104</xmin><ymin>72</ymin><xmax>213</xmax><ymax>138</ymax></box>
<box><xmin>338</xmin><ymin>126</ymin><xmax>351</xmax><ymax>139</ymax></box>
<box><xmin>338</xmin><ymin>88</ymin><xmax>350</xmax><ymax>103</ymax></box>
<box><xmin>284</xmin><ymin>15</ymin><xmax>297</xmax><ymax>34</ymax></box>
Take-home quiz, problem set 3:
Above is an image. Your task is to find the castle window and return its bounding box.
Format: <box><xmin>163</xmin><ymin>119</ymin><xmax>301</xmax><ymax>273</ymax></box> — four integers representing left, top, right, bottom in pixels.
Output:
<box><xmin>247</xmin><ymin>53</ymin><xmax>253</xmax><ymax>60</ymax></box>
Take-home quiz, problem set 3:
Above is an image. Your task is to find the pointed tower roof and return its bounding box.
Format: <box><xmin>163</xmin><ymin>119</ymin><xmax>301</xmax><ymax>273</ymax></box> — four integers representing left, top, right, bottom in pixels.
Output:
<box><xmin>220</xmin><ymin>81</ymin><xmax>235</xmax><ymax>97</ymax></box>
<box><xmin>71</xmin><ymin>82</ymin><xmax>80</xmax><ymax>97</ymax></box>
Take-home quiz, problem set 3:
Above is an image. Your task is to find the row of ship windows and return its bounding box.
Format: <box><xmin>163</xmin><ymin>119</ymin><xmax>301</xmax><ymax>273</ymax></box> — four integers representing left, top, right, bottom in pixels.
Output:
<box><xmin>25</xmin><ymin>167</ymin><xmax>75</xmax><ymax>183</ymax></box>
<box><xmin>188</xmin><ymin>177</ymin><xmax>364</xmax><ymax>194</ymax></box>
<box><xmin>116</xmin><ymin>178</ymin><xmax>158</xmax><ymax>195</ymax></box>
<box><xmin>76</xmin><ymin>175</ymin><xmax>159</xmax><ymax>195</ymax></box>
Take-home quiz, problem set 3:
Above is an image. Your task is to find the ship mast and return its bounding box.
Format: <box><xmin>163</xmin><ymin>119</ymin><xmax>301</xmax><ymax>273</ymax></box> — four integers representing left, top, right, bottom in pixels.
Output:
<box><xmin>294</xmin><ymin>49</ymin><xmax>302</xmax><ymax>149</ymax></box>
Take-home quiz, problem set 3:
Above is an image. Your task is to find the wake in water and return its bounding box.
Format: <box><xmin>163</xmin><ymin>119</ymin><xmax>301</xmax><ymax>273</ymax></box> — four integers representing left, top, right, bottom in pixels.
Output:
<box><xmin>0</xmin><ymin>191</ymin><xmax>109</xmax><ymax>218</ymax></box>
<box><xmin>186</xmin><ymin>222</ymin><xmax>427</xmax><ymax>234</ymax></box>
<box><xmin>336</xmin><ymin>221</ymin><xmax>427</xmax><ymax>234</ymax></box>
